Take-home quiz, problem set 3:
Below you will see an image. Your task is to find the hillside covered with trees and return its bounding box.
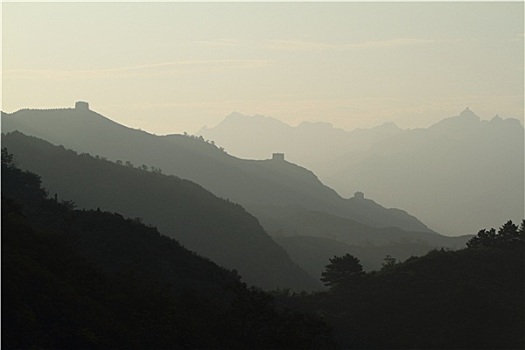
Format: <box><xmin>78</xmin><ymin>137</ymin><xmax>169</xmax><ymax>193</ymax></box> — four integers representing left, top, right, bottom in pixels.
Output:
<box><xmin>2</xmin><ymin>148</ymin><xmax>334</xmax><ymax>349</ymax></box>
<box><xmin>2</xmin><ymin>130</ymin><xmax>470</xmax><ymax>284</ymax></box>
<box><xmin>276</xmin><ymin>220</ymin><xmax>524</xmax><ymax>349</ymax></box>
<box><xmin>3</xmin><ymin>145</ymin><xmax>523</xmax><ymax>348</ymax></box>
<box><xmin>2</xmin><ymin>131</ymin><xmax>319</xmax><ymax>291</ymax></box>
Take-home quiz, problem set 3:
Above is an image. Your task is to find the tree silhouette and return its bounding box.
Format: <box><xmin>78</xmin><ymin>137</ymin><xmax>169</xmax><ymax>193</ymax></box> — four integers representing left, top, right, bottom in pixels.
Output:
<box><xmin>321</xmin><ymin>253</ymin><xmax>364</xmax><ymax>288</ymax></box>
<box><xmin>2</xmin><ymin>147</ymin><xmax>15</xmax><ymax>168</ymax></box>
<box><xmin>380</xmin><ymin>254</ymin><xmax>399</xmax><ymax>270</ymax></box>
<box><xmin>467</xmin><ymin>220</ymin><xmax>524</xmax><ymax>249</ymax></box>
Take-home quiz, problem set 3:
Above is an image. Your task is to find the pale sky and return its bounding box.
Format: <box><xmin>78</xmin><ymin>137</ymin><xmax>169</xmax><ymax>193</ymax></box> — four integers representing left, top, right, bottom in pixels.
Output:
<box><xmin>2</xmin><ymin>2</ymin><xmax>524</xmax><ymax>134</ymax></box>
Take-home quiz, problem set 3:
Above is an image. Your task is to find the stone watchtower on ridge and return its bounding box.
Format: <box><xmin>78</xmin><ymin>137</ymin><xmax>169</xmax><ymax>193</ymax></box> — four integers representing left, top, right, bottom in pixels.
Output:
<box><xmin>75</xmin><ymin>101</ymin><xmax>89</xmax><ymax>111</ymax></box>
<box><xmin>272</xmin><ymin>153</ymin><xmax>285</xmax><ymax>161</ymax></box>
<box><xmin>354</xmin><ymin>191</ymin><xmax>365</xmax><ymax>200</ymax></box>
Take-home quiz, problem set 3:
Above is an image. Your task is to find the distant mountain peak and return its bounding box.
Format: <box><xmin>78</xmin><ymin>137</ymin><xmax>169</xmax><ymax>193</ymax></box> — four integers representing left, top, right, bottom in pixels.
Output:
<box><xmin>378</xmin><ymin>121</ymin><xmax>400</xmax><ymax>130</ymax></box>
<box><xmin>225</xmin><ymin>111</ymin><xmax>246</xmax><ymax>120</ymax></box>
<box><xmin>431</xmin><ymin>107</ymin><xmax>481</xmax><ymax>130</ymax></box>
<box><xmin>218</xmin><ymin>112</ymin><xmax>290</xmax><ymax>130</ymax></box>
<box><xmin>458</xmin><ymin>107</ymin><xmax>479</xmax><ymax>121</ymax></box>
<box><xmin>490</xmin><ymin>114</ymin><xmax>524</xmax><ymax>128</ymax></box>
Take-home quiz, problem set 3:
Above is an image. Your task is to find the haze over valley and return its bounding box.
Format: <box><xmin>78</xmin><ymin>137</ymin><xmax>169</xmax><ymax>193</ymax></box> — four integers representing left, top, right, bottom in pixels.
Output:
<box><xmin>2</xmin><ymin>2</ymin><xmax>523</xmax><ymax>349</ymax></box>
<box><xmin>2</xmin><ymin>102</ymin><xmax>523</xmax><ymax>349</ymax></box>
<box><xmin>198</xmin><ymin>108</ymin><xmax>524</xmax><ymax>236</ymax></box>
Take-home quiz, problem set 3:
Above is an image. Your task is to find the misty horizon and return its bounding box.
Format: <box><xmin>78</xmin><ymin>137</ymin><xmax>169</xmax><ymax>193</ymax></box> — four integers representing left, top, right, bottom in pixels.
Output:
<box><xmin>3</xmin><ymin>2</ymin><xmax>523</xmax><ymax>135</ymax></box>
<box><xmin>4</xmin><ymin>102</ymin><xmax>524</xmax><ymax>136</ymax></box>
<box><xmin>2</xmin><ymin>2</ymin><xmax>524</xmax><ymax>349</ymax></box>
<box><xmin>3</xmin><ymin>101</ymin><xmax>523</xmax><ymax>238</ymax></box>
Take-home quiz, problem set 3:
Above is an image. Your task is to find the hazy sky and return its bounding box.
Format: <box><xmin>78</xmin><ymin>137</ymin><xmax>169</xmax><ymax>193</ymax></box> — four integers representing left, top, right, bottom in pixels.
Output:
<box><xmin>2</xmin><ymin>2</ymin><xmax>524</xmax><ymax>134</ymax></box>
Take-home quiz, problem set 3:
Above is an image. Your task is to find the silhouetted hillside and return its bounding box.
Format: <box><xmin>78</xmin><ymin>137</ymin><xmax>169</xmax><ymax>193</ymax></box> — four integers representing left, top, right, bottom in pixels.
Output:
<box><xmin>2</xmin><ymin>131</ymin><xmax>320</xmax><ymax>291</ymax></box>
<box><xmin>274</xmin><ymin>235</ymin><xmax>444</xmax><ymax>277</ymax></box>
<box><xmin>1</xmin><ymin>105</ymin><xmax>431</xmax><ymax>234</ymax></box>
<box><xmin>277</xmin><ymin>221</ymin><xmax>524</xmax><ymax>349</ymax></box>
<box><xmin>2</xmin><ymin>152</ymin><xmax>334</xmax><ymax>349</ymax></box>
<box><xmin>261</xmin><ymin>208</ymin><xmax>468</xmax><ymax>247</ymax></box>
<box><xmin>266</xmin><ymin>208</ymin><xmax>470</xmax><ymax>279</ymax></box>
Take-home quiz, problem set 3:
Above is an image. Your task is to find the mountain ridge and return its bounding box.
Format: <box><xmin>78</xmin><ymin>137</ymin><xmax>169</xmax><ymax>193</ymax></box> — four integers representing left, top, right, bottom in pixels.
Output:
<box><xmin>198</xmin><ymin>108</ymin><xmax>524</xmax><ymax>235</ymax></box>
<box><xmin>2</xmin><ymin>131</ymin><xmax>321</xmax><ymax>291</ymax></box>
<box><xmin>1</xmin><ymin>153</ymin><xmax>334</xmax><ymax>348</ymax></box>
<box><xmin>2</xmin><ymin>103</ymin><xmax>432</xmax><ymax>235</ymax></box>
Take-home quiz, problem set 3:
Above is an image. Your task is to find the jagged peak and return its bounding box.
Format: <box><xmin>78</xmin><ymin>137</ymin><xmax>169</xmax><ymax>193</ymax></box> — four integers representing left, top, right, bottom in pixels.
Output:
<box><xmin>220</xmin><ymin>112</ymin><xmax>290</xmax><ymax>130</ymax></box>
<box><xmin>458</xmin><ymin>107</ymin><xmax>480</xmax><ymax>121</ymax></box>
<box><xmin>224</xmin><ymin>112</ymin><xmax>276</xmax><ymax>122</ymax></box>
<box><xmin>353</xmin><ymin>121</ymin><xmax>401</xmax><ymax>133</ymax></box>
<box><xmin>377</xmin><ymin>121</ymin><xmax>400</xmax><ymax>130</ymax></box>
<box><xmin>430</xmin><ymin>107</ymin><xmax>481</xmax><ymax>130</ymax></box>
<box><xmin>490</xmin><ymin>115</ymin><xmax>524</xmax><ymax>128</ymax></box>
<box><xmin>224</xmin><ymin>111</ymin><xmax>246</xmax><ymax>120</ymax></box>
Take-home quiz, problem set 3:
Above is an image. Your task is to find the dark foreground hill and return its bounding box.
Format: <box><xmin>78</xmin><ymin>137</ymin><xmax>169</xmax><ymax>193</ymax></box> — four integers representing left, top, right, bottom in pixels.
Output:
<box><xmin>2</xmin><ymin>150</ymin><xmax>334</xmax><ymax>349</ymax></box>
<box><xmin>262</xmin><ymin>207</ymin><xmax>470</xmax><ymax>279</ymax></box>
<box><xmin>274</xmin><ymin>235</ymin><xmax>451</xmax><ymax>278</ymax></box>
<box><xmin>2</xmin><ymin>131</ymin><xmax>320</xmax><ymax>291</ymax></box>
<box><xmin>276</xmin><ymin>221</ymin><xmax>524</xmax><ymax>349</ymax></box>
<box><xmin>1</xmin><ymin>104</ymin><xmax>431</xmax><ymax>234</ymax></box>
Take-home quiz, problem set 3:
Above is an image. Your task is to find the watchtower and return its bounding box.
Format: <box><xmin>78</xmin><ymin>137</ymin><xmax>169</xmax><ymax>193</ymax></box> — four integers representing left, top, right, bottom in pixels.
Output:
<box><xmin>354</xmin><ymin>191</ymin><xmax>365</xmax><ymax>200</ymax></box>
<box><xmin>75</xmin><ymin>101</ymin><xmax>89</xmax><ymax>111</ymax></box>
<box><xmin>272</xmin><ymin>153</ymin><xmax>285</xmax><ymax>161</ymax></box>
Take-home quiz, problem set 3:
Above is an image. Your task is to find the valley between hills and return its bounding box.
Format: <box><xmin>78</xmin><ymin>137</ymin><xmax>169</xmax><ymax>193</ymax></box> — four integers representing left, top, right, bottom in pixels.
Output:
<box><xmin>2</xmin><ymin>102</ymin><xmax>523</xmax><ymax>349</ymax></box>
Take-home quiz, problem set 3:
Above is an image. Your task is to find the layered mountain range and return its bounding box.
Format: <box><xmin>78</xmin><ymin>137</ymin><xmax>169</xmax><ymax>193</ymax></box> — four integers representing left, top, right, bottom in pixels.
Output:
<box><xmin>2</xmin><ymin>131</ymin><xmax>320</xmax><ymax>291</ymax></box>
<box><xmin>198</xmin><ymin>108</ymin><xmax>524</xmax><ymax>235</ymax></box>
<box><xmin>2</xmin><ymin>151</ymin><xmax>333</xmax><ymax>348</ymax></box>
<box><xmin>2</xmin><ymin>103</ymin><xmax>473</xmax><ymax>283</ymax></box>
<box><xmin>2</xmin><ymin>104</ymin><xmax>429</xmax><ymax>234</ymax></box>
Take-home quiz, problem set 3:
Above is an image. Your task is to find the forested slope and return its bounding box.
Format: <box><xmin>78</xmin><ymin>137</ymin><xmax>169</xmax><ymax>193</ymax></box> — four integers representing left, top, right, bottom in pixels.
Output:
<box><xmin>2</xmin><ymin>132</ymin><xmax>320</xmax><ymax>291</ymax></box>
<box><xmin>1</xmin><ymin>149</ymin><xmax>334</xmax><ymax>349</ymax></box>
<box><xmin>277</xmin><ymin>221</ymin><xmax>524</xmax><ymax>349</ymax></box>
<box><xmin>2</xmin><ymin>106</ymin><xmax>431</xmax><ymax>233</ymax></box>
